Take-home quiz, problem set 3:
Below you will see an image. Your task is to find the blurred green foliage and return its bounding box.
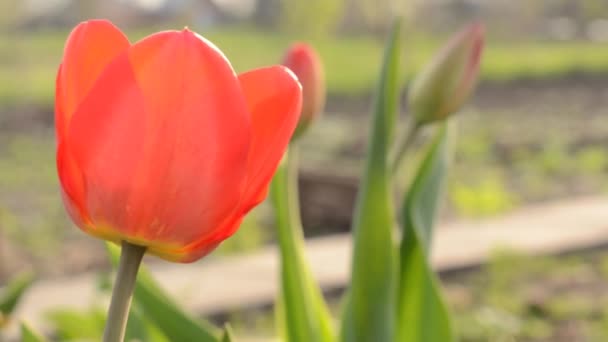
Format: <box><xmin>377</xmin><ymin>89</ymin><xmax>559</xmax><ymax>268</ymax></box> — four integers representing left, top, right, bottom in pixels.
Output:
<box><xmin>0</xmin><ymin>272</ymin><xmax>34</xmax><ymax>328</ymax></box>
<box><xmin>279</xmin><ymin>0</ymin><xmax>344</xmax><ymax>37</ymax></box>
<box><xmin>47</xmin><ymin>305</ymin><xmax>170</xmax><ymax>341</ymax></box>
<box><xmin>353</xmin><ymin>0</ymin><xmax>394</xmax><ymax>32</ymax></box>
<box><xmin>452</xmin><ymin>249</ymin><xmax>608</xmax><ymax>341</ymax></box>
<box><xmin>47</xmin><ymin>307</ymin><xmax>106</xmax><ymax>340</ymax></box>
<box><xmin>220</xmin><ymin>324</ymin><xmax>235</xmax><ymax>342</ymax></box>
<box><xmin>0</xmin><ymin>133</ymin><xmax>72</xmax><ymax>256</ymax></box>
<box><xmin>450</xmin><ymin>174</ymin><xmax>518</xmax><ymax>218</ymax></box>
<box><xmin>576</xmin><ymin>146</ymin><xmax>608</xmax><ymax>175</ymax></box>
<box><xmin>20</xmin><ymin>322</ymin><xmax>48</xmax><ymax>342</ymax></box>
<box><xmin>2</xmin><ymin>27</ymin><xmax>608</xmax><ymax>109</ymax></box>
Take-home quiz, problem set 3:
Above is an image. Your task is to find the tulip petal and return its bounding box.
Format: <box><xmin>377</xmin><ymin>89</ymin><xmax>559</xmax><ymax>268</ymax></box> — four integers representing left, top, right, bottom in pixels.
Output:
<box><xmin>67</xmin><ymin>53</ymin><xmax>149</xmax><ymax>243</ymax></box>
<box><xmin>160</xmin><ymin>215</ymin><xmax>244</xmax><ymax>263</ymax></box>
<box><xmin>57</xmin><ymin>141</ymin><xmax>89</xmax><ymax>228</ymax></box>
<box><xmin>67</xmin><ymin>30</ymin><xmax>251</xmax><ymax>251</ymax></box>
<box><xmin>169</xmin><ymin>66</ymin><xmax>302</xmax><ymax>262</ymax></box>
<box><xmin>238</xmin><ymin>66</ymin><xmax>302</xmax><ymax>212</ymax></box>
<box><xmin>56</xmin><ymin>20</ymin><xmax>130</xmax><ymax>141</ymax></box>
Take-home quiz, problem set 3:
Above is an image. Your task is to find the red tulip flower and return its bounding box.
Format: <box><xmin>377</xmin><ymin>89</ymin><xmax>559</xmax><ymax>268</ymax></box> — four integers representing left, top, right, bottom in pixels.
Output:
<box><xmin>56</xmin><ymin>20</ymin><xmax>302</xmax><ymax>263</ymax></box>
<box><xmin>282</xmin><ymin>42</ymin><xmax>325</xmax><ymax>139</ymax></box>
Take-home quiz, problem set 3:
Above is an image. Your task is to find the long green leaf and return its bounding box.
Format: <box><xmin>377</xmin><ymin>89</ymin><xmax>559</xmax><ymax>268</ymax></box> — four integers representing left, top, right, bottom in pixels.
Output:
<box><xmin>220</xmin><ymin>324</ymin><xmax>235</xmax><ymax>342</ymax></box>
<box><xmin>125</xmin><ymin>305</ymin><xmax>170</xmax><ymax>342</ymax></box>
<box><xmin>47</xmin><ymin>305</ymin><xmax>167</xmax><ymax>342</ymax></box>
<box><xmin>270</xmin><ymin>146</ymin><xmax>334</xmax><ymax>342</ymax></box>
<box><xmin>0</xmin><ymin>272</ymin><xmax>34</xmax><ymax>326</ymax></box>
<box><xmin>339</xmin><ymin>17</ymin><xmax>402</xmax><ymax>342</ymax></box>
<box><xmin>20</xmin><ymin>322</ymin><xmax>48</xmax><ymax>342</ymax></box>
<box><xmin>106</xmin><ymin>243</ymin><xmax>219</xmax><ymax>342</ymax></box>
<box><xmin>396</xmin><ymin>122</ymin><xmax>454</xmax><ymax>342</ymax></box>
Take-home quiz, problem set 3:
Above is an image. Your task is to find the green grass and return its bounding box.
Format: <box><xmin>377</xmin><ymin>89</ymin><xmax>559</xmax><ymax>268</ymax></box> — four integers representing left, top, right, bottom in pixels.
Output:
<box><xmin>2</xmin><ymin>27</ymin><xmax>608</xmax><ymax>109</ymax></box>
<box><xmin>450</xmin><ymin>249</ymin><xmax>608</xmax><ymax>342</ymax></box>
<box><xmin>0</xmin><ymin>132</ymin><xmax>70</xmax><ymax>254</ymax></box>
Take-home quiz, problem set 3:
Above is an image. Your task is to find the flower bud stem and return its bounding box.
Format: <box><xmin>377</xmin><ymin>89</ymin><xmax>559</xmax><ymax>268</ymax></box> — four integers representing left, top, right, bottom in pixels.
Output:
<box><xmin>270</xmin><ymin>144</ymin><xmax>334</xmax><ymax>341</ymax></box>
<box><xmin>391</xmin><ymin>123</ymin><xmax>420</xmax><ymax>175</ymax></box>
<box><xmin>103</xmin><ymin>241</ymin><xmax>146</xmax><ymax>342</ymax></box>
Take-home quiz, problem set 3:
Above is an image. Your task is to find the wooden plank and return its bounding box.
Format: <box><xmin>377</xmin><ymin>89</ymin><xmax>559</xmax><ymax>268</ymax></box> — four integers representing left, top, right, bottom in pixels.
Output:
<box><xmin>5</xmin><ymin>196</ymin><xmax>608</xmax><ymax>339</ymax></box>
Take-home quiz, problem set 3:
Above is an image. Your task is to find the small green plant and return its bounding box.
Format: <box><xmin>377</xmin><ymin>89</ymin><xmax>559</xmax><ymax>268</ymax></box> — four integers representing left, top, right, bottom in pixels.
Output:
<box><xmin>0</xmin><ymin>272</ymin><xmax>34</xmax><ymax>328</ymax></box>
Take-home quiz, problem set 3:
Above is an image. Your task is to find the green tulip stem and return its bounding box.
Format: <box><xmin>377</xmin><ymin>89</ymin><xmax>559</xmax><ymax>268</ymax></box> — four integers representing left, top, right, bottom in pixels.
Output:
<box><xmin>391</xmin><ymin>123</ymin><xmax>420</xmax><ymax>175</ymax></box>
<box><xmin>103</xmin><ymin>241</ymin><xmax>146</xmax><ymax>342</ymax></box>
<box><xmin>273</xmin><ymin>144</ymin><xmax>307</xmax><ymax>275</ymax></box>
<box><xmin>270</xmin><ymin>143</ymin><xmax>334</xmax><ymax>341</ymax></box>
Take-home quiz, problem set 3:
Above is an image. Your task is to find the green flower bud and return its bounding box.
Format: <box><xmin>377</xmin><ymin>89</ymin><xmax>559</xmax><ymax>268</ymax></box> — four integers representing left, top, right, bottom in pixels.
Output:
<box><xmin>409</xmin><ymin>23</ymin><xmax>484</xmax><ymax>125</ymax></box>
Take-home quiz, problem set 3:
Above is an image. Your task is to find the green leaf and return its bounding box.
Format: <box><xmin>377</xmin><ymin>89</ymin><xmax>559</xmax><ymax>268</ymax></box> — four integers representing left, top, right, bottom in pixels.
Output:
<box><xmin>339</xmin><ymin>17</ymin><xmax>402</xmax><ymax>342</ymax></box>
<box><xmin>46</xmin><ymin>307</ymin><xmax>105</xmax><ymax>340</ymax></box>
<box><xmin>220</xmin><ymin>323</ymin><xmax>235</xmax><ymax>342</ymax></box>
<box><xmin>125</xmin><ymin>305</ymin><xmax>169</xmax><ymax>342</ymax></box>
<box><xmin>270</xmin><ymin>146</ymin><xmax>335</xmax><ymax>342</ymax></box>
<box><xmin>396</xmin><ymin>122</ymin><xmax>454</xmax><ymax>342</ymax></box>
<box><xmin>0</xmin><ymin>272</ymin><xmax>34</xmax><ymax>326</ymax></box>
<box><xmin>403</xmin><ymin>123</ymin><xmax>453</xmax><ymax>253</ymax></box>
<box><xmin>274</xmin><ymin>287</ymin><xmax>286</xmax><ymax>339</ymax></box>
<box><xmin>47</xmin><ymin>305</ymin><xmax>167</xmax><ymax>342</ymax></box>
<box><xmin>20</xmin><ymin>322</ymin><xmax>48</xmax><ymax>342</ymax></box>
<box><xmin>106</xmin><ymin>243</ymin><xmax>219</xmax><ymax>342</ymax></box>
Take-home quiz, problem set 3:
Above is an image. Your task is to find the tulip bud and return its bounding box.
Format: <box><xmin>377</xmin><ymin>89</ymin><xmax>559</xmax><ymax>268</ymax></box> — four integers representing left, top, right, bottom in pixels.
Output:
<box><xmin>282</xmin><ymin>42</ymin><xmax>325</xmax><ymax>139</ymax></box>
<box><xmin>408</xmin><ymin>23</ymin><xmax>484</xmax><ymax>125</ymax></box>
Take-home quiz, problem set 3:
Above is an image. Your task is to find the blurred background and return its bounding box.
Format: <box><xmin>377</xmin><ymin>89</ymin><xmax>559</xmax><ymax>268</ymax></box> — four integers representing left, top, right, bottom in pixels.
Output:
<box><xmin>1</xmin><ymin>0</ymin><xmax>608</xmax><ymax>340</ymax></box>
